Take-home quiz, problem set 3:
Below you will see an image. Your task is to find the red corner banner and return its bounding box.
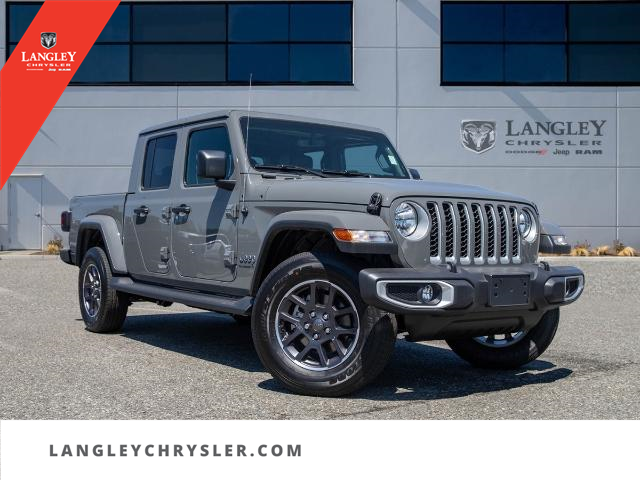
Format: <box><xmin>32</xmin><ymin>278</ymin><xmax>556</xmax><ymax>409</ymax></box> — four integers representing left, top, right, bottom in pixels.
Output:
<box><xmin>0</xmin><ymin>1</ymin><xmax>120</xmax><ymax>190</ymax></box>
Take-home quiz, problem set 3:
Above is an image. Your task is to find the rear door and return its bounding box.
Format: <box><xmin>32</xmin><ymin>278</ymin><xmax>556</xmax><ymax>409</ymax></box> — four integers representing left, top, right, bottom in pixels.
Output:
<box><xmin>126</xmin><ymin>133</ymin><xmax>177</xmax><ymax>275</ymax></box>
<box><xmin>170</xmin><ymin>122</ymin><xmax>238</xmax><ymax>282</ymax></box>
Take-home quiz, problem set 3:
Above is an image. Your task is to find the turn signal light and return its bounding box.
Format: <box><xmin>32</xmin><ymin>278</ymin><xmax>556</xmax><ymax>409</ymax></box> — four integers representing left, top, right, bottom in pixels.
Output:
<box><xmin>332</xmin><ymin>229</ymin><xmax>392</xmax><ymax>243</ymax></box>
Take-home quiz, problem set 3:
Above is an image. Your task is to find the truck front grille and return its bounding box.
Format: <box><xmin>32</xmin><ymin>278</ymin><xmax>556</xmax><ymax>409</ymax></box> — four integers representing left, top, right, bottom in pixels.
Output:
<box><xmin>423</xmin><ymin>199</ymin><xmax>523</xmax><ymax>265</ymax></box>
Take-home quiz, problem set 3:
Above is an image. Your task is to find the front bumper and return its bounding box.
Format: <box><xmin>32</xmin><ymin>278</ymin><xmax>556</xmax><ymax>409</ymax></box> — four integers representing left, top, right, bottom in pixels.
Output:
<box><xmin>539</xmin><ymin>234</ymin><xmax>571</xmax><ymax>255</ymax></box>
<box><xmin>359</xmin><ymin>263</ymin><xmax>584</xmax><ymax>341</ymax></box>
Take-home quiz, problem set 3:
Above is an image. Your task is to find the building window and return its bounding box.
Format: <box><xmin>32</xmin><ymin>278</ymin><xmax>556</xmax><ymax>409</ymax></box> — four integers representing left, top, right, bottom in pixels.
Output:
<box><xmin>6</xmin><ymin>1</ymin><xmax>353</xmax><ymax>85</ymax></box>
<box><xmin>441</xmin><ymin>1</ymin><xmax>640</xmax><ymax>86</ymax></box>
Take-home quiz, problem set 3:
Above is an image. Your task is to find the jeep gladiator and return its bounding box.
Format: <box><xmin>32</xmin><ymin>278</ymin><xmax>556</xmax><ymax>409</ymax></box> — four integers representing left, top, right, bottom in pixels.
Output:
<box><xmin>61</xmin><ymin>111</ymin><xmax>584</xmax><ymax>396</ymax></box>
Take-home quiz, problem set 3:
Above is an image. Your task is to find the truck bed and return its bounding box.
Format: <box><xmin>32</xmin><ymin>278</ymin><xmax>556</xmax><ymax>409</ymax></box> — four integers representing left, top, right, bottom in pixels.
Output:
<box><xmin>69</xmin><ymin>193</ymin><xmax>129</xmax><ymax>253</ymax></box>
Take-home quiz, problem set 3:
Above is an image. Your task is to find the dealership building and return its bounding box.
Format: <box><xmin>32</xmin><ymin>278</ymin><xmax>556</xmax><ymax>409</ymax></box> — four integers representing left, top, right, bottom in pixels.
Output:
<box><xmin>1</xmin><ymin>0</ymin><xmax>639</xmax><ymax>250</ymax></box>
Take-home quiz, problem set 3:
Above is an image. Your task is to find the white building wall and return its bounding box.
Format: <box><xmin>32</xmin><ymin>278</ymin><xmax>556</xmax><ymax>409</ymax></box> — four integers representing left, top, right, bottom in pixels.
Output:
<box><xmin>1</xmin><ymin>0</ymin><xmax>639</xmax><ymax>250</ymax></box>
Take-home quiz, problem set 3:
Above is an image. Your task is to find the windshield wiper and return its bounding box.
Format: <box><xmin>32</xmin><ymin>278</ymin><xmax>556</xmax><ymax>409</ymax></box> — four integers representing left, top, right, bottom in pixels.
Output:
<box><xmin>254</xmin><ymin>165</ymin><xmax>327</xmax><ymax>178</ymax></box>
<box><xmin>321</xmin><ymin>169</ymin><xmax>372</xmax><ymax>178</ymax></box>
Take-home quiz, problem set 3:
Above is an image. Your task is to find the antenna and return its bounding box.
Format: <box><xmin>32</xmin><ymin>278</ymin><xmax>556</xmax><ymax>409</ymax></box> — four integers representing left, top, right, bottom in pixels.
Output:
<box><xmin>245</xmin><ymin>73</ymin><xmax>253</xmax><ymax>160</ymax></box>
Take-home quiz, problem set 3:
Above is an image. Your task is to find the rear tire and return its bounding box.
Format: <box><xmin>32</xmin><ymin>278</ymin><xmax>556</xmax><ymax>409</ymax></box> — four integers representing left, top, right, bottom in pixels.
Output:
<box><xmin>78</xmin><ymin>247</ymin><xmax>129</xmax><ymax>333</ymax></box>
<box><xmin>252</xmin><ymin>252</ymin><xmax>396</xmax><ymax>397</ymax></box>
<box><xmin>446</xmin><ymin>308</ymin><xmax>560</xmax><ymax>369</ymax></box>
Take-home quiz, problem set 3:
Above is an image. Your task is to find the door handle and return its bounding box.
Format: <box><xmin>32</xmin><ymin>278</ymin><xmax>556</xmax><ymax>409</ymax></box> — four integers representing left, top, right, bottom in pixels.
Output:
<box><xmin>172</xmin><ymin>205</ymin><xmax>192</xmax><ymax>216</ymax></box>
<box><xmin>134</xmin><ymin>206</ymin><xmax>150</xmax><ymax>217</ymax></box>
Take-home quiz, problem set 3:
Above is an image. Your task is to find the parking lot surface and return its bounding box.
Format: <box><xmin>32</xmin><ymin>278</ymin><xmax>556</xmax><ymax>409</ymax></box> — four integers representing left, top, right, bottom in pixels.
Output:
<box><xmin>0</xmin><ymin>255</ymin><xmax>638</xmax><ymax>419</ymax></box>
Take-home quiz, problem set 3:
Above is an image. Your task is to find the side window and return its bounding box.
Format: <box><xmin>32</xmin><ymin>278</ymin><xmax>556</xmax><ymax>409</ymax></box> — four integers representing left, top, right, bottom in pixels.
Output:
<box><xmin>185</xmin><ymin>126</ymin><xmax>234</xmax><ymax>186</ymax></box>
<box><xmin>142</xmin><ymin>134</ymin><xmax>177</xmax><ymax>190</ymax></box>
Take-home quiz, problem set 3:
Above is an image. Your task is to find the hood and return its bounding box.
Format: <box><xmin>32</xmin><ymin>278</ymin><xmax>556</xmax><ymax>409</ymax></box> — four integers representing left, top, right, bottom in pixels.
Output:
<box><xmin>262</xmin><ymin>177</ymin><xmax>533</xmax><ymax>207</ymax></box>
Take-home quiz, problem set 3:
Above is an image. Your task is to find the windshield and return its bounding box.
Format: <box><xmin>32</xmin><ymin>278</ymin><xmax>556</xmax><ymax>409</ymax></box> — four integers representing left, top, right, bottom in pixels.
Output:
<box><xmin>240</xmin><ymin>117</ymin><xmax>410</xmax><ymax>179</ymax></box>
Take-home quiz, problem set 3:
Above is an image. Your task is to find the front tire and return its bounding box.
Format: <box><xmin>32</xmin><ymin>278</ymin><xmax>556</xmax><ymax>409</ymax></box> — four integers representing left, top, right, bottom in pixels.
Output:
<box><xmin>78</xmin><ymin>247</ymin><xmax>129</xmax><ymax>333</ymax></box>
<box><xmin>252</xmin><ymin>252</ymin><xmax>396</xmax><ymax>397</ymax></box>
<box><xmin>446</xmin><ymin>308</ymin><xmax>560</xmax><ymax>369</ymax></box>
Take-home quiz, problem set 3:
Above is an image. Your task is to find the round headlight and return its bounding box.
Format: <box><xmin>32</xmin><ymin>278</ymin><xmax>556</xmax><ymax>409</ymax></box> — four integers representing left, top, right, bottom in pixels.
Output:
<box><xmin>395</xmin><ymin>202</ymin><xmax>418</xmax><ymax>237</ymax></box>
<box><xmin>518</xmin><ymin>210</ymin><xmax>537</xmax><ymax>242</ymax></box>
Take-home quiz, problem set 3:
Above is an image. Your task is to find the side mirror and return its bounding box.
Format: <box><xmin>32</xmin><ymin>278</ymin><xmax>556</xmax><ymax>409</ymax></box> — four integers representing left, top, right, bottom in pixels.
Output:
<box><xmin>409</xmin><ymin>168</ymin><xmax>421</xmax><ymax>180</ymax></box>
<box><xmin>197</xmin><ymin>150</ymin><xmax>227</xmax><ymax>180</ymax></box>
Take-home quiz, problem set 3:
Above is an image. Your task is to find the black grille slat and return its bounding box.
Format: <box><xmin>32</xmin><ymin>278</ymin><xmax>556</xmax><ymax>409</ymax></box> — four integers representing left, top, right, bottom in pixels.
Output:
<box><xmin>458</xmin><ymin>203</ymin><xmax>469</xmax><ymax>259</ymax></box>
<box><xmin>427</xmin><ymin>202</ymin><xmax>439</xmax><ymax>258</ymax></box>
<box><xmin>509</xmin><ymin>207</ymin><xmax>520</xmax><ymax>258</ymax></box>
<box><xmin>472</xmin><ymin>204</ymin><xmax>483</xmax><ymax>258</ymax></box>
<box><xmin>443</xmin><ymin>203</ymin><xmax>455</xmax><ymax>258</ymax></box>
<box><xmin>498</xmin><ymin>206</ymin><xmax>508</xmax><ymax>258</ymax></box>
<box><xmin>485</xmin><ymin>205</ymin><xmax>496</xmax><ymax>259</ymax></box>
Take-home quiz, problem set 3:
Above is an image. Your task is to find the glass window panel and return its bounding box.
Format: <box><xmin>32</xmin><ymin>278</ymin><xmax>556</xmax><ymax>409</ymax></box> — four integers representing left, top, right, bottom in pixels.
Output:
<box><xmin>142</xmin><ymin>139</ymin><xmax>156</xmax><ymax>190</ymax></box>
<box><xmin>97</xmin><ymin>5</ymin><xmax>130</xmax><ymax>42</ymax></box>
<box><xmin>185</xmin><ymin>127</ymin><xmax>234</xmax><ymax>186</ymax></box>
<box><xmin>290</xmin><ymin>44</ymin><xmax>351</xmax><ymax>83</ymax></box>
<box><xmin>505</xmin><ymin>45</ymin><xmax>566</xmax><ymax>83</ymax></box>
<box><xmin>505</xmin><ymin>3</ymin><xmax>565</xmax><ymax>42</ymax></box>
<box><xmin>442</xmin><ymin>3</ymin><xmax>503</xmax><ymax>42</ymax></box>
<box><xmin>290</xmin><ymin>3</ymin><xmax>352</xmax><ymax>42</ymax></box>
<box><xmin>239</xmin><ymin>117</ymin><xmax>409</xmax><ymax>178</ymax></box>
<box><xmin>133</xmin><ymin>45</ymin><xmax>225</xmax><ymax>83</ymax></box>
<box><xmin>72</xmin><ymin>45</ymin><xmax>129</xmax><ymax>83</ymax></box>
<box><xmin>570</xmin><ymin>3</ymin><xmax>640</xmax><ymax>41</ymax></box>
<box><xmin>343</xmin><ymin>145</ymin><xmax>402</xmax><ymax>177</ymax></box>
<box><xmin>228</xmin><ymin>44</ymin><xmax>289</xmax><ymax>82</ymax></box>
<box><xmin>8</xmin><ymin>4</ymin><xmax>42</xmax><ymax>43</ymax></box>
<box><xmin>229</xmin><ymin>4</ymin><xmax>288</xmax><ymax>42</ymax></box>
<box><xmin>143</xmin><ymin>135</ymin><xmax>176</xmax><ymax>190</ymax></box>
<box><xmin>570</xmin><ymin>44</ymin><xmax>640</xmax><ymax>83</ymax></box>
<box><xmin>442</xmin><ymin>44</ymin><xmax>503</xmax><ymax>83</ymax></box>
<box><xmin>133</xmin><ymin>4</ymin><xmax>226</xmax><ymax>42</ymax></box>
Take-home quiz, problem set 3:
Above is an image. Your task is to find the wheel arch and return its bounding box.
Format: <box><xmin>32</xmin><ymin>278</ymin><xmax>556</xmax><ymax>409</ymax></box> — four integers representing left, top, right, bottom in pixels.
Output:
<box><xmin>250</xmin><ymin>210</ymin><xmax>396</xmax><ymax>295</ymax></box>
<box><xmin>77</xmin><ymin>215</ymin><xmax>128</xmax><ymax>274</ymax></box>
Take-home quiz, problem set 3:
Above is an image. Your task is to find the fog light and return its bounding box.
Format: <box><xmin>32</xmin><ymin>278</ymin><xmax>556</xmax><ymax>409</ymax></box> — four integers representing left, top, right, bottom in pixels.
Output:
<box><xmin>420</xmin><ymin>284</ymin><xmax>435</xmax><ymax>304</ymax></box>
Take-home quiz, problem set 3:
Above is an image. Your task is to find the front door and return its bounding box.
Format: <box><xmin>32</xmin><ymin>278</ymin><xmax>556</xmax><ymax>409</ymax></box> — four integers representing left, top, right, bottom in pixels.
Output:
<box><xmin>127</xmin><ymin>133</ymin><xmax>177</xmax><ymax>275</ymax></box>
<box><xmin>171</xmin><ymin>123</ymin><xmax>238</xmax><ymax>282</ymax></box>
<box><xmin>8</xmin><ymin>176</ymin><xmax>42</xmax><ymax>250</ymax></box>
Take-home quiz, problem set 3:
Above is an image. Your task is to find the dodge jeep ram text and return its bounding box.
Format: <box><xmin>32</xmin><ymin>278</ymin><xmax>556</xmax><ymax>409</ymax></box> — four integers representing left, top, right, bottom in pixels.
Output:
<box><xmin>60</xmin><ymin>111</ymin><xmax>584</xmax><ymax>396</ymax></box>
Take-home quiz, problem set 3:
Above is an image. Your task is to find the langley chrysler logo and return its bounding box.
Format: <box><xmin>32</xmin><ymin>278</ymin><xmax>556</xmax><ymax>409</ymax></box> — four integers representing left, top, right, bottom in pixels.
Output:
<box><xmin>41</xmin><ymin>32</ymin><xmax>57</xmax><ymax>49</ymax></box>
<box><xmin>21</xmin><ymin>31</ymin><xmax>75</xmax><ymax>72</ymax></box>
<box><xmin>461</xmin><ymin>121</ymin><xmax>496</xmax><ymax>154</ymax></box>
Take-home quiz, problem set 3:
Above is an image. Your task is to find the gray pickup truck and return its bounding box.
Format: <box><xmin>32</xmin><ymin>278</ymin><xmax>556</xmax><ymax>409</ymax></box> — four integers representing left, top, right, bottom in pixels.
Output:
<box><xmin>61</xmin><ymin>111</ymin><xmax>584</xmax><ymax>396</ymax></box>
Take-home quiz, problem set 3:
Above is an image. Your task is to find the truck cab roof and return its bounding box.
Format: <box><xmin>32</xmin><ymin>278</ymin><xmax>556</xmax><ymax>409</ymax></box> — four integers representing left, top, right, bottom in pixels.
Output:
<box><xmin>139</xmin><ymin>110</ymin><xmax>387</xmax><ymax>137</ymax></box>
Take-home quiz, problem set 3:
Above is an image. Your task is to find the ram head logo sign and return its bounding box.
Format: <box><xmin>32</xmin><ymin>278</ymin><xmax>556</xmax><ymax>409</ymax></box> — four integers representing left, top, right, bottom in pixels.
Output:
<box><xmin>461</xmin><ymin>121</ymin><xmax>496</xmax><ymax>154</ymax></box>
<box><xmin>41</xmin><ymin>32</ymin><xmax>57</xmax><ymax>49</ymax></box>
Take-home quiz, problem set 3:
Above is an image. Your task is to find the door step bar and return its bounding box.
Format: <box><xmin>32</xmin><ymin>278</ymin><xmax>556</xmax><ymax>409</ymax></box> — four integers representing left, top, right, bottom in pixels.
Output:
<box><xmin>110</xmin><ymin>277</ymin><xmax>253</xmax><ymax>315</ymax></box>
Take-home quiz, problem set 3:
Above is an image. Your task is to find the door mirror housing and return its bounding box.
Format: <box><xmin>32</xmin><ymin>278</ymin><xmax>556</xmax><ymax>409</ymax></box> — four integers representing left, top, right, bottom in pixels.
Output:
<box><xmin>409</xmin><ymin>168</ymin><xmax>421</xmax><ymax>180</ymax></box>
<box><xmin>197</xmin><ymin>150</ymin><xmax>227</xmax><ymax>180</ymax></box>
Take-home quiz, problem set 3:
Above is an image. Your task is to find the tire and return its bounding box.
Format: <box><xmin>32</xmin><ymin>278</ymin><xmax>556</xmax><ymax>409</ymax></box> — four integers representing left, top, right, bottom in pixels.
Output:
<box><xmin>446</xmin><ymin>308</ymin><xmax>560</xmax><ymax>369</ymax></box>
<box><xmin>78</xmin><ymin>247</ymin><xmax>129</xmax><ymax>333</ymax></box>
<box><xmin>252</xmin><ymin>252</ymin><xmax>397</xmax><ymax>397</ymax></box>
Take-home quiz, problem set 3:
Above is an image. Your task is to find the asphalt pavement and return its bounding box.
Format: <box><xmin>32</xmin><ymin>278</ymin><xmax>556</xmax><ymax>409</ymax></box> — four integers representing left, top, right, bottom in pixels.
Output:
<box><xmin>0</xmin><ymin>254</ymin><xmax>638</xmax><ymax>419</ymax></box>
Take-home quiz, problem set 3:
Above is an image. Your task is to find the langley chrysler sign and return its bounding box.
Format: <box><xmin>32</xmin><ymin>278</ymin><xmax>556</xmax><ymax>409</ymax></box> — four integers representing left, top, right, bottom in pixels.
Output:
<box><xmin>461</xmin><ymin>119</ymin><xmax>607</xmax><ymax>157</ymax></box>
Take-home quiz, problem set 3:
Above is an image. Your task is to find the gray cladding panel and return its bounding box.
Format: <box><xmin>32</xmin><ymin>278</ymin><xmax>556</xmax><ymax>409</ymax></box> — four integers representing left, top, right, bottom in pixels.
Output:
<box><xmin>618</xmin><ymin>169</ymin><xmax>640</xmax><ymax>227</ymax></box>
<box><xmin>398</xmin><ymin>108</ymin><xmax>616</xmax><ymax>168</ymax></box>
<box><xmin>419</xmin><ymin>167</ymin><xmax>616</xmax><ymax>228</ymax></box>
<box><xmin>617</xmin><ymin>108</ymin><xmax>640</xmax><ymax>167</ymax></box>
<box><xmin>21</xmin><ymin>108</ymin><xmax>177</xmax><ymax>167</ymax></box>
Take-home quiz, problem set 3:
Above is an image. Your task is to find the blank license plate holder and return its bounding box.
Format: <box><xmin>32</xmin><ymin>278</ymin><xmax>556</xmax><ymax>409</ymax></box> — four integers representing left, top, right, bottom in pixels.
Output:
<box><xmin>488</xmin><ymin>275</ymin><xmax>530</xmax><ymax>307</ymax></box>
